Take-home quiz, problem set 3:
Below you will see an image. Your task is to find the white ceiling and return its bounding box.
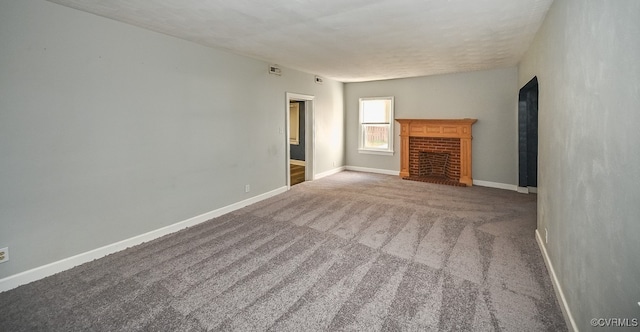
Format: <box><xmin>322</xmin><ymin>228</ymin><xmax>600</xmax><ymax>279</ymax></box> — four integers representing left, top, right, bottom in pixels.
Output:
<box><xmin>46</xmin><ymin>0</ymin><xmax>554</xmax><ymax>82</ymax></box>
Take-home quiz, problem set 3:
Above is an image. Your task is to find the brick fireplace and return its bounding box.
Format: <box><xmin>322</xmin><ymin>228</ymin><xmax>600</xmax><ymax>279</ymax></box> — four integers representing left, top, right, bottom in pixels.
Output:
<box><xmin>396</xmin><ymin>119</ymin><xmax>477</xmax><ymax>186</ymax></box>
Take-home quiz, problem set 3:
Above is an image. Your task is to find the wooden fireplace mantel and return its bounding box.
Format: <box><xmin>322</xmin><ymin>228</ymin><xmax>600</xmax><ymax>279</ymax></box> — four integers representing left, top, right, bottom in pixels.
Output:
<box><xmin>396</xmin><ymin>118</ymin><xmax>477</xmax><ymax>186</ymax></box>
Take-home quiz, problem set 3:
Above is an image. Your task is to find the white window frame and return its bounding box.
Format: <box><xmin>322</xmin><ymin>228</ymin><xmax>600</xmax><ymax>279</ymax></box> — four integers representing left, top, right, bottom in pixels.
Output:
<box><xmin>358</xmin><ymin>96</ymin><xmax>395</xmax><ymax>155</ymax></box>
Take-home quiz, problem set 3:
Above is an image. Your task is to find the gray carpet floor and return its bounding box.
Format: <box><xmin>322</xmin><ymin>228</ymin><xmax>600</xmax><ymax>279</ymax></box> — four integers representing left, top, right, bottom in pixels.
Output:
<box><xmin>0</xmin><ymin>171</ymin><xmax>567</xmax><ymax>331</ymax></box>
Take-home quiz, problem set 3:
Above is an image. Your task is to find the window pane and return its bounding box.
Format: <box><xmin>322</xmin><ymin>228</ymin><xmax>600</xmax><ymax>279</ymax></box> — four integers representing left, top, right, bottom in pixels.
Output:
<box><xmin>363</xmin><ymin>124</ymin><xmax>389</xmax><ymax>149</ymax></box>
<box><xmin>362</xmin><ymin>100</ymin><xmax>390</xmax><ymax>123</ymax></box>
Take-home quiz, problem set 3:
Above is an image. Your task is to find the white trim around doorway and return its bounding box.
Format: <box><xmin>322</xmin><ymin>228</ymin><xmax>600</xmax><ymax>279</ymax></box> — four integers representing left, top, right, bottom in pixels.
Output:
<box><xmin>285</xmin><ymin>92</ymin><xmax>315</xmax><ymax>189</ymax></box>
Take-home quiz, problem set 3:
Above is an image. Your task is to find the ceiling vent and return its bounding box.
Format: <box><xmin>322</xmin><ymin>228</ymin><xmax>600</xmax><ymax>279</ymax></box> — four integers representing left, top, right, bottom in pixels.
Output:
<box><xmin>268</xmin><ymin>64</ymin><xmax>281</xmax><ymax>76</ymax></box>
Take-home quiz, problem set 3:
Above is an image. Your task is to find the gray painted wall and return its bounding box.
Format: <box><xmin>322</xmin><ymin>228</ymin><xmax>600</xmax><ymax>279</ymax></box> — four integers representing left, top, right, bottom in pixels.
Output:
<box><xmin>345</xmin><ymin>67</ymin><xmax>519</xmax><ymax>185</ymax></box>
<box><xmin>0</xmin><ymin>0</ymin><xmax>344</xmax><ymax>279</ymax></box>
<box><xmin>519</xmin><ymin>0</ymin><xmax>640</xmax><ymax>330</ymax></box>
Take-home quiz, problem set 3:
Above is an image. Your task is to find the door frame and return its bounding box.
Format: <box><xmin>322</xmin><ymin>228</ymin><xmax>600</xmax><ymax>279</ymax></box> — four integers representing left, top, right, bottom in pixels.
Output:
<box><xmin>286</xmin><ymin>92</ymin><xmax>315</xmax><ymax>189</ymax></box>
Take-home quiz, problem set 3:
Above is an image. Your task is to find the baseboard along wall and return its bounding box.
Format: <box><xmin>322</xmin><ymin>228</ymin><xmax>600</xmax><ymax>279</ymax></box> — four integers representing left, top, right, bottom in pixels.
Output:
<box><xmin>314</xmin><ymin>166</ymin><xmax>346</xmax><ymax>179</ymax></box>
<box><xmin>344</xmin><ymin>166</ymin><xmax>399</xmax><ymax>176</ymax></box>
<box><xmin>289</xmin><ymin>159</ymin><xmax>306</xmax><ymax>166</ymax></box>
<box><xmin>535</xmin><ymin>229</ymin><xmax>578</xmax><ymax>332</ymax></box>
<box><xmin>0</xmin><ymin>186</ymin><xmax>288</xmax><ymax>293</ymax></box>
<box><xmin>474</xmin><ymin>179</ymin><xmax>518</xmax><ymax>191</ymax></box>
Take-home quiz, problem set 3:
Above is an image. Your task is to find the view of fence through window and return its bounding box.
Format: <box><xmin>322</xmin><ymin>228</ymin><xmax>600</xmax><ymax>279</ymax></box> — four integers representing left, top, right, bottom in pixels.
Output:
<box><xmin>364</xmin><ymin>125</ymin><xmax>389</xmax><ymax>149</ymax></box>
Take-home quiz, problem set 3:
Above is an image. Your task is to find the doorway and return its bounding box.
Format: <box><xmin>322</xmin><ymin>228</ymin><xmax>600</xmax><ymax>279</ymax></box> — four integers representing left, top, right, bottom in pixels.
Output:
<box><xmin>286</xmin><ymin>92</ymin><xmax>315</xmax><ymax>189</ymax></box>
<box><xmin>289</xmin><ymin>100</ymin><xmax>305</xmax><ymax>185</ymax></box>
<box><xmin>518</xmin><ymin>77</ymin><xmax>539</xmax><ymax>192</ymax></box>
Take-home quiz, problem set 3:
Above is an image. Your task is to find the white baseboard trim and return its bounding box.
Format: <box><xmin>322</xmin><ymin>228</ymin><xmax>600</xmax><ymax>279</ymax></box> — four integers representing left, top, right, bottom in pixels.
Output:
<box><xmin>314</xmin><ymin>166</ymin><xmax>346</xmax><ymax>180</ymax></box>
<box><xmin>473</xmin><ymin>179</ymin><xmax>518</xmax><ymax>191</ymax></box>
<box><xmin>342</xmin><ymin>171</ymin><xmax>517</xmax><ymax>191</ymax></box>
<box><xmin>528</xmin><ymin>186</ymin><xmax>538</xmax><ymax>194</ymax></box>
<box><xmin>345</xmin><ymin>166</ymin><xmax>399</xmax><ymax>176</ymax></box>
<box><xmin>535</xmin><ymin>229</ymin><xmax>578</xmax><ymax>332</ymax></box>
<box><xmin>289</xmin><ymin>159</ymin><xmax>306</xmax><ymax>166</ymax></box>
<box><xmin>0</xmin><ymin>186</ymin><xmax>287</xmax><ymax>293</ymax></box>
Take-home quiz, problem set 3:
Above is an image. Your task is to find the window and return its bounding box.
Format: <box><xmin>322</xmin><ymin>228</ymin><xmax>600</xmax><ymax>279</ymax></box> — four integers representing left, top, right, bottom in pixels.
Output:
<box><xmin>358</xmin><ymin>96</ymin><xmax>394</xmax><ymax>155</ymax></box>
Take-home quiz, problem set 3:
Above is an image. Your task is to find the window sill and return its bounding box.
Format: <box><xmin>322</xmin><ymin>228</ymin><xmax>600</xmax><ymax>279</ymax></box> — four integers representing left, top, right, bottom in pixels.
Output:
<box><xmin>358</xmin><ymin>149</ymin><xmax>394</xmax><ymax>156</ymax></box>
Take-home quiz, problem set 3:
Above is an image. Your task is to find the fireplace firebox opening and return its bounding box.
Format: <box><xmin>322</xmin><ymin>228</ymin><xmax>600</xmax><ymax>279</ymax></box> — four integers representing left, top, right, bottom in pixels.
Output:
<box><xmin>419</xmin><ymin>152</ymin><xmax>450</xmax><ymax>177</ymax></box>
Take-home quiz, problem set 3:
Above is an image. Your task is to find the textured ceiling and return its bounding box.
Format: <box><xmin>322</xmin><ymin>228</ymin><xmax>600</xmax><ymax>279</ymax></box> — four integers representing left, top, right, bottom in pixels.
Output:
<box><xmin>46</xmin><ymin>0</ymin><xmax>554</xmax><ymax>82</ymax></box>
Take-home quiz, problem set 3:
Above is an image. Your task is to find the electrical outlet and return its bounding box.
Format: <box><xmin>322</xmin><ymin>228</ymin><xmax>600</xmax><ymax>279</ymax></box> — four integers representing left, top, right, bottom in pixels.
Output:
<box><xmin>0</xmin><ymin>247</ymin><xmax>8</xmax><ymax>263</ymax></box>
<box><xmin>245</xmin><ymin>185</ymin><xmax>250</xmax><ymax>193</ymax></box>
